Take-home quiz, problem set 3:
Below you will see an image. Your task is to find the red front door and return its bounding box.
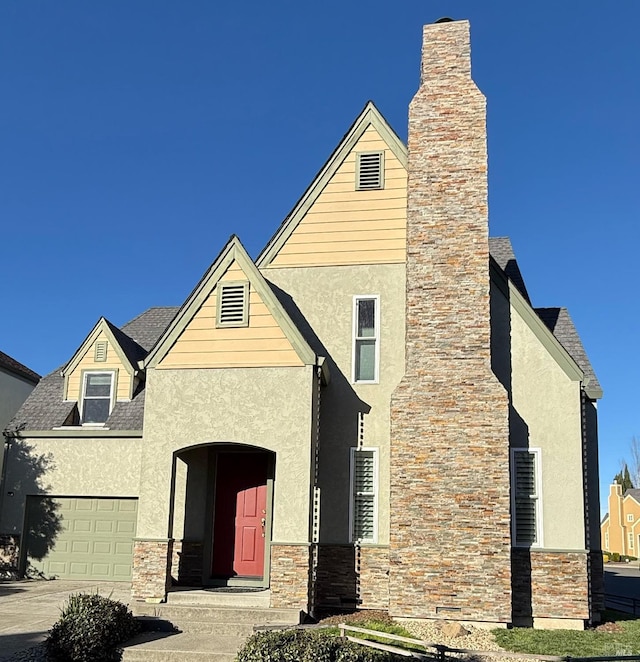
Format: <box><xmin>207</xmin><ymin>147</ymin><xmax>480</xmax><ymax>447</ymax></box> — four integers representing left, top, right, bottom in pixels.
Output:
<box><xmin>211</xmin><ymin>452</ymin><xmax>268</xmax><ymax>579</ymax></box>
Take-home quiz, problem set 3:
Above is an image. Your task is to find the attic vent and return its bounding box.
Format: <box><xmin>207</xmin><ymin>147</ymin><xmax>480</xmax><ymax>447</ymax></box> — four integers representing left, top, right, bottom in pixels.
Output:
<box><xmin>217</xmin><ymin>281</ymin><xmax>249</xmax><ymax>328</ymax></box>
<box><xmin>94</xmin><ymin>341</ymin><xmax>108</xmax><ymax>362</ymax></box>
<box><xmin>356</xmin><ymin>151</ymin><xmax>384</xmax><ymax>190</ymax></box>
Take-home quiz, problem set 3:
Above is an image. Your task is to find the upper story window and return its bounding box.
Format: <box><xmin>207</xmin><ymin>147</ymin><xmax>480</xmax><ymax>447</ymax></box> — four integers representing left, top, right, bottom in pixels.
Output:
<box><xmin>81</xmin><ymin>372</ymin><xmax>115</xmax><ymax>424</ymax></box>
<box><xmin>352</xmin><ymin>296</ymin><xmax>379</xmax><ymax>383</ymax></box>
<box><xmin>356</xmin><ymin>152</ymin><xmax>384</xmax><ymax>190</ymax></box>
<box><xmin>511</xmin><ymin>448</ymin><xmax>543</xmax><ymax>548</ymax></box>
<box><xmin>349</xmin><ymin>448</ymin><xmax>378</xmax><ymax>543</ymax></box>
<box><xmin>627</xmin><ymin>514</ymin><xmax>634</xmax><ymax>522</ymax></box>
<box><xmin>217</xmin><ymin>282</ymin><xmax>249</xmax><ymax>328</ymax></box>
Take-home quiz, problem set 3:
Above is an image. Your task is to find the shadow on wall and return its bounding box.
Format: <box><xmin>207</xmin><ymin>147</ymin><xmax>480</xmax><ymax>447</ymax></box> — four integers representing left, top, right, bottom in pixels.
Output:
<box><xmin>0</xmin><ymin>435</ymin><xmax>62</xmax><ymax>578</ymax></box>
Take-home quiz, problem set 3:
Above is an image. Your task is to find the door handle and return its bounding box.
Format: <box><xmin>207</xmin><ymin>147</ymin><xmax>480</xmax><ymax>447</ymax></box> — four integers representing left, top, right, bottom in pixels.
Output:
<box><xmin>261</xmin><ymin>518</ymin><xmax>266</xmax><ymax>527</ymax></box>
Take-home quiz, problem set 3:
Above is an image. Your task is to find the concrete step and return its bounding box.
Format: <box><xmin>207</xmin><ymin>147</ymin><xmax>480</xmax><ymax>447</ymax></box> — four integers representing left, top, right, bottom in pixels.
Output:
<box><xmin>167</xmin><ymin>588</ymin><xmax>271</xmax><ymax>608</ymax></box>
<box><xmin>132</xmin><ymin>603</ymin><xmax>301</xmax><ymax>628</ymax></box>
<box><xmin>137</xmin><ymin>615</ymin><xmax>255</xmax><ymax>637</ymax></box>
<box><xmin>121</xmin><ymin>632</ymin><xmax>241</xmax><ymax>662</ymax></box>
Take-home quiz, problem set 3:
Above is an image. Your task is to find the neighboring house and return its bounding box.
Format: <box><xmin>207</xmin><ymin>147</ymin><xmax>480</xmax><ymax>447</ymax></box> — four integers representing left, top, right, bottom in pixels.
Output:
<box><xmin>0</xmin><ymin>19</ymin><xmax>603</xmax><ymax>629</ymax></box>
<box><xmin>0</xmin><ymin>350</ymin><xmax>40</xmax><ymax>572</ymax></box>
<box><xmin>601</xmin><ymin>483</ymin><xmax>640</xmax><ymax>556</ymax></box>
<box><xmin>0</xmin><ymin>351</ymin><xmax>40</xmax><ymax>434</ymax></box>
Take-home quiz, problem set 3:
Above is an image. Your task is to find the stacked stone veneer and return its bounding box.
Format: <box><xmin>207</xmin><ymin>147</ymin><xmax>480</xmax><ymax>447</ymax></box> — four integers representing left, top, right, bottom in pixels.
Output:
<box><xmin>132</xmin><ymin>540</ymin><xmax>173</xmax><ymax>600</ymax></box>
<box><xmin>512</xmin><ymin>550</ymin><xmax>590</xmax><ymax>621</ymax></box>
<box><xmin>269</xmin><ymin>544</ymin><xmax>310</xmax><ymax>609</ymax></box>
<box><xmin>389</xmin><ymin>20</ymin><xmax>511</xmax><ymax>622</ymax></box>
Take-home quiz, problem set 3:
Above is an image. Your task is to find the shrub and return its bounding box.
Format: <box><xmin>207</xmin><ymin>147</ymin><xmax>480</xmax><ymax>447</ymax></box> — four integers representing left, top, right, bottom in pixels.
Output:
<box><xmin>46</xmin><ymin>593</ymin><xmax>140</xmax><ymax>662</ymax></box>
<box><xmin>236</xmin><ymin>629</ymin><xmax>401</xmax><ymax>662</ymax></box>
<box><xmin>610</xmin><ymin>552</ymin><xmax>621</xmax><ymax>562</ymax></box>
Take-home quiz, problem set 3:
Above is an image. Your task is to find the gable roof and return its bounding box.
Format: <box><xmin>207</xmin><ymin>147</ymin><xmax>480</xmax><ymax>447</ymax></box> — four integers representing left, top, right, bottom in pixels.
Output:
<box><xmin>62</xmin><ymin>317</ymin><xmax>140</xmax><ymax>380</ymax></box>
<box><xmin>624</xmin><ymin>489</ymin><xmax>640</xmax><ymax>504</ymax></box>
<box><xmin>257</xmin><ymin>101</ymin><xmax>407</xmax><ymax>268</ymax></box>
<box><xmin>0</xmin><ymin>350</ymin><xmax>40</xmax><ymax>384</ymax></box>
<box><xmin>535</xmin><ymin>307</ymin><xmax>603</xmax><ymax>400</ymax></box>
<box><xmin>145</xmin><ymin>236</ymin><xmax>319</xmax><ymax>370</ymax></box>
<box><xmin>7</xmin><ymin>307</ymin><xmax>177</xmax><ymax>434</ymax></box>
<box><xmin>488</xmin><ymin>237</ymin><xmax>531</xmax><ymax>304</ymax></box>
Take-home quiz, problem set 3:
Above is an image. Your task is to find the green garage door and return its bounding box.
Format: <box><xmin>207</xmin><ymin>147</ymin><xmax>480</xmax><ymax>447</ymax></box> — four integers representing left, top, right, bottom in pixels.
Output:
<box><xmin>24</xmin><ymin>497</ymin><xmax>138</xmax><ymax>580</ymax></box>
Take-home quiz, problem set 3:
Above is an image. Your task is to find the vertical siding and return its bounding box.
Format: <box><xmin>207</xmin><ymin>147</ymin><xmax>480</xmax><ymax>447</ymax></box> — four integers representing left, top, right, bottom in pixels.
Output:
<box><xmin>66</xmin><ymin>331</ymin><xmax>131</xmax><ymax>401</ymax></box>
<box><xmin>268</xmin><ymin>126</ymin><xmax>407</xmax><ymax>268</ymax></box>
<box><xmin>158</xmin><ymin>260</ymin><xmax>304</xmax><ymax>369</ymax></box>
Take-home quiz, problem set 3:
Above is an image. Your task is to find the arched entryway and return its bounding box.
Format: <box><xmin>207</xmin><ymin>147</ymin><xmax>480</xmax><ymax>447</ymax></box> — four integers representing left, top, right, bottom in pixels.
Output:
<box><xmin>171</xmin><ymin>443</ymin><xmax>275</xmax><ymax>588</ymax></box>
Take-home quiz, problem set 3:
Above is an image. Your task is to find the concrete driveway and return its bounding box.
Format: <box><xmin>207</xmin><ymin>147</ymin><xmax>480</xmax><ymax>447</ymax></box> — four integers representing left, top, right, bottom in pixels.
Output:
<box><xmin>0</xmin><ymin>580</ymin><xmax>131</xmax><ymax>660</ymax></box>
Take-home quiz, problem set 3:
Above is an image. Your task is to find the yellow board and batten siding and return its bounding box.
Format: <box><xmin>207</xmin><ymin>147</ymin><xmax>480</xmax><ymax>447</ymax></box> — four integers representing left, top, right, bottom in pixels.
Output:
<box><xmin>65</xmin><ymin>331</ymin><xmax>131</xmax><ymax>401</ymax></box>
<box><xmin>267</xmin><ymin>125</ymin><xmax>407</xmax><ymax>268</ymax></box>
<box><xmin>158</xmin><ymin>261</ymin><xmax>304</xmax><ymax>369</ymax></box>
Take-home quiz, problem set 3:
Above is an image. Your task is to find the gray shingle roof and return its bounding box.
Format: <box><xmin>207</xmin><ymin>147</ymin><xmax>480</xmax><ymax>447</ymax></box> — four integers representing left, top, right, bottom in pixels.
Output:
<box><xmin>0</xmin><ymin>350</ymin><xmax>40</xmax><ymax>384</ymax></box>
<box><xmin>488</xmin><ymin>237</ymin><xmax>531</xmax><ymax>304</ymax></box>
<box><xmin>535</xmin><ymin>307</ymin><xmax>603</xmax><ymax>399</ymax></box>
<box><xmin>6</xmin><ymin>307</ymin><xmax>177</xmax><ymax>434</ymax></box>
<box><xmin>624</xmin><ymin>489</ymin><xmax>640</xmax><ymax>504</ymax></box>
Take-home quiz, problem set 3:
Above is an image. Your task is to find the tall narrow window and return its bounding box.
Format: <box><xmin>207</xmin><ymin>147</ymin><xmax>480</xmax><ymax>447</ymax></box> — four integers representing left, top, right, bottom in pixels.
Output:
<box><xmin>353</xmin><ymin>296</ymin><xmax>379</xmax><ymax>383</ymax></box>
<box><xmin>350</xmin><ymin>448</ymin><xmax>377</xmax><ymax>543</ymax></box>
<box><xmin>356</xmin><ymin>152</ymin><xmax>384</xmax><ymax>190</ymax></box>
<box><xmin>511</xmin><ymin>448</ymin><xmax>542</xmax><ymax>547</ymax></box>
<box><xmin>629</xmin><ymin>532</ymin><xmax>634</xmax><ymax>549</ymax></box>
<box><xmin>81</xmin><ymin>372</ymin><xmax>115</xmax><ymax>424</ymax></box>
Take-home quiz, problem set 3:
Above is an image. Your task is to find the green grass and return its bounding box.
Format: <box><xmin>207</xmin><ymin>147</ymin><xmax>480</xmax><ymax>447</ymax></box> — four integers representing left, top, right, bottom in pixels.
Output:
<box><xmin>493</xmin><ymin>611</ymin><xmax>640</xmax><ymax>657</ymax></box>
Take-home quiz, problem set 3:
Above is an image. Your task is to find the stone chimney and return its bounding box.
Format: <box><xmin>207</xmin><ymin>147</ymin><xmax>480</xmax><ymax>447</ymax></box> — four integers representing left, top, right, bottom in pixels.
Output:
<box><xmin>389</xmin><ymin>19</ymin><xmax>512</xmax><ymax>622</ymax></box>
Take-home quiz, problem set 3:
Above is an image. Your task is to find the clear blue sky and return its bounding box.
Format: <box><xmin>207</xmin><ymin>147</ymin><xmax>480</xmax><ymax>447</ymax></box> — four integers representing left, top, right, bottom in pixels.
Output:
<box><xmin>2</xmin><ymin>1</ymin><xmax>638</xmax><ymax>511</ymax></box>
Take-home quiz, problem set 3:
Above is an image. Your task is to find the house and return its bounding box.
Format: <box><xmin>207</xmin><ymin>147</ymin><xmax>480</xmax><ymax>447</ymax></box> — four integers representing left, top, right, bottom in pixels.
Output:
<box><xmin>0</xmin><ymin>19</ymin><xmax>603</xmax><ymax>629</ymax></box>
<box><xmin>601</xmin><ymin>483</ymin><xmax>640</xmax><ymax>556</ymax></box>
<box><xmin>0</xmin><ymin>350</ymin><xmax>40</xmax><ymax>572</ymax></box>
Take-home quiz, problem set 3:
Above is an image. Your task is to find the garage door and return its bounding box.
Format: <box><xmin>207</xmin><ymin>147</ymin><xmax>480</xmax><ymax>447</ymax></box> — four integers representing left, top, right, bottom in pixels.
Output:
<box><xmin>24</xmin><ymin>497</ymin><xmax>137</xmax><ymax>580</ymax></box>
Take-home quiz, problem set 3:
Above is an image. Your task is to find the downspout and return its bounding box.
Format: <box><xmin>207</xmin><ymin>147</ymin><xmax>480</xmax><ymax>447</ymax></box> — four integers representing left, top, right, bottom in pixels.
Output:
<box><xmin>0</xmin><ymin>431</ymin><xmax>12</xmax><ymax>526</ymax></box>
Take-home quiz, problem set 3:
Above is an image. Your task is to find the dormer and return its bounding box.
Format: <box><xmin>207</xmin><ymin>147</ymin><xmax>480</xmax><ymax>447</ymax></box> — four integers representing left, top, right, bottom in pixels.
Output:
<box><xmin>61</xmin><ymin>318</ymin><xmax>144</xmax><ymax>425</ymax></box>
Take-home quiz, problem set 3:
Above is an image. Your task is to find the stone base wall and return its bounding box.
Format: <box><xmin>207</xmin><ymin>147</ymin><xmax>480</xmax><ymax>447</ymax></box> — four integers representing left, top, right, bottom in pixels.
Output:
<box><xmin>270</xmin><ymin>544</ymin><xmax>310</xmax><ymax>610</ymax></box>
<box><xmin>132</xmin><ymin>539</ymin><xmax>173</xmax><ymax>601</ymax></box>
<box><xmin>359</xmin><ymin>546</ymin><xmax>390</xmax><ymax>609</ymax></box>
<box><xmin>315</xmin><ymin>545</ymin><xmax>357</xmax><ymax>610</ymax></box>
<box><xmin>175</xmin><ymin>540</ymin><xmax>204</xmax><ymax>586</ymax></box>
<box><xmin>0</xmin><ymin>534</ymin><xmax>20</xmax><ymax>578</ymax></box>
<box><xmin>313</xmin><ymin>545</ymin><xmax>390</xmax><ymax>612</ymax></box>
<box><xmin>512</xmin><ymin>549</ymin><xmax>589</xmax><ymax>622</ymax></box>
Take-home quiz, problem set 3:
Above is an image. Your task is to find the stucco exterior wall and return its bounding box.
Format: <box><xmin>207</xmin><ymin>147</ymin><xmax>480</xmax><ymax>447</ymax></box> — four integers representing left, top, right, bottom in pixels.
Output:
<box><xmin>0</xmin><ymin>370</ymin><xmax>36</xmax><ymax>433</ymax></box>
<box><xmin>510</xmin><ymin>299</ymin><xmax>585</xmax><ymax>550</ymax></box>
<box><xmin>264</xmin><ymin>263</ymin><xmax>406</xmax><ymax>545</ymax></box>
<box><xmin>138</xmin><ymin>366</ymin><xmax>315</xmax><ymax>543</ymax></box>
<box><xmin>0</xmin><ymin>436</ymin><xmax>143</xmax><ymax>534</ymax></box>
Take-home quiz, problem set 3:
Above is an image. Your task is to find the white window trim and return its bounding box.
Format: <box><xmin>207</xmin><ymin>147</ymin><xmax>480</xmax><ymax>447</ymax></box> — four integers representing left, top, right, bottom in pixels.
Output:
<box><xmin>627</xmin><ymin>514</ymin><xmax>634</xmax><ymax>522</ymax></box>
<box><xmin>510</xmin><ymin>447</ymin><xmax>543</xmax><ymax>548</ymax></box>
<box><xmin>351</xmin><ymin>295</ymin><xmax>380</xmax><ymax>384</ymax></box>
<box><xmin>629</xmin><ymin>532</ymin><xmax>634</xmax><ymax>549</ymax></box>
<box><xmin>80</xmin><ymin>370</ymin><xmax>116</xmax><ymax>426</ymax></box>
<box><xmin>348</xmin><ymin>446</ymin><xmax>379</xmax><ymax>544</ymax></box>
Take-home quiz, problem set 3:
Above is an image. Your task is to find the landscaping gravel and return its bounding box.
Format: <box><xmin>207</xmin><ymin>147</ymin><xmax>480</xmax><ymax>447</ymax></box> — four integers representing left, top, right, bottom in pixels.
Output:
<box><xmin>2</xmin><ymin>644</ymin><xmax>48</xmax><ymax>662</ymax></box>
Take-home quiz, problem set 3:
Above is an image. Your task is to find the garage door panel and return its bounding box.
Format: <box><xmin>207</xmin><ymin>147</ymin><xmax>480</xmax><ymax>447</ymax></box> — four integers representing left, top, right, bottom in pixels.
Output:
<box><xmin>25</xmin><ymin>497</ymin><xmax>138</xmax><ymax>580</ymax></box>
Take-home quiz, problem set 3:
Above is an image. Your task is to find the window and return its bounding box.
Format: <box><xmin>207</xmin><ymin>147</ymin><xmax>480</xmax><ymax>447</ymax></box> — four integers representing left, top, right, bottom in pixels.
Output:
<box><xmin>349</xmin><ymin>448</ymin><xmax>378</xmax><ymax>543</ymax></box>
<box><xmin>353</xmin><ymin>296</ymin><xmax>379</xmax><ymax>383</ymax></box>
<box><xmin>511</xmin><ymin>448</ymin><xmax>542</xmax><ymax>547</ymax></box>
<box><xmin>628</xmin><ymin>514</ymin><xmax>634</xmax><ymax>522</ymax></box>
<box><xmin>217</xmin><ymin>281</ymin><xmax>249</xmax><ymax>328</ymax></box>
<box><xmin>356</xmin><ymin>152</ymin><xmax>384</xmax><ymax>190</ymax></box>
<box><xmin>605</xmin><ymin>532</ymin><xmax>609</xmax><ymax>550</ymax></box>
<box><xmin>81</xmin><ymin>372</ymin><xmax>115</xmax><ymax>424</ymax></box>
<box><xmin>629</xmin><ymin>532</ymin><xmax>634</xmax><ymax>549</ymax></box>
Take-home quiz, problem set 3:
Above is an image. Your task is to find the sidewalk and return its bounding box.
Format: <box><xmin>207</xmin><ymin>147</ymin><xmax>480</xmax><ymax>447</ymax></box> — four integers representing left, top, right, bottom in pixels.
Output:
<box><xmin>0</xmin><ymin>580</ymin><xmax>131</xmax><ymax>660</ymax></box>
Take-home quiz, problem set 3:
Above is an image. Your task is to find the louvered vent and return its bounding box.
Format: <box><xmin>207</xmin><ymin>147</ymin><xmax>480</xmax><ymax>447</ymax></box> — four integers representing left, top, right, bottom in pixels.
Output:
<box><xmin>94</xmin><ymin>341</ymin><xmax>108</xmax><ymax>362</ymax></box>
<box><xmin>513</xmin><ymin>451</ymin><xmax>538</xmax><ymax>545</ymax></box>
<box><xmin>217</xmin><ymin>282</ymin><xmax>249</xmax><ymax>327</ymax></box>
<box><xmin>357</xmin><ymin>152</ymin><xmax>384</xmax><ymax>190</ymax></box>
<box><xmin>352</xmin><ymin>450</ymin><xmax>376</xmax><ymax>541</ymax></box>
